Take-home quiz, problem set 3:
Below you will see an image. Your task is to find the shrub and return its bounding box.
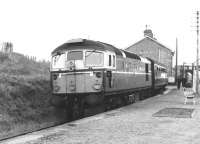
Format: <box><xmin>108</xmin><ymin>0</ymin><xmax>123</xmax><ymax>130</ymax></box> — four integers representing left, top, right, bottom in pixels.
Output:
<box><xmin>0</xmin><ymin>53</ymin><xmax>9</xmax><ymax>62</ymax></box>
<box><xmin>0</xmin><ymin>52</ymin><xmax>51</xmax><ymax>122</ymax></box>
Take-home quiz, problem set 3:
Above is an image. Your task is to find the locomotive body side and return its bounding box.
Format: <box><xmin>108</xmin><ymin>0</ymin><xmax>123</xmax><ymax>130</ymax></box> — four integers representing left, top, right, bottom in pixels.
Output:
<box><xmin>103</xmin><ymin>51</ymin><xmax>152</xmax><ymax>95</ymax></box>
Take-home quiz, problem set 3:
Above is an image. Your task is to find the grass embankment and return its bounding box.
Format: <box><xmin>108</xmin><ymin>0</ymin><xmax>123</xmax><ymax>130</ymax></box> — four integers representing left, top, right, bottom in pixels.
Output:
<box><xmin>0</xmin><ymin>52</ymin><xmax>66</xmax><ymax>140</ymax></box>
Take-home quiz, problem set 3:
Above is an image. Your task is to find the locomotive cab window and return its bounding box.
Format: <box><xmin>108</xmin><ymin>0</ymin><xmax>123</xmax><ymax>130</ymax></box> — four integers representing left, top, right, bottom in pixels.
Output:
<box><xmin>109</xmin><ymin>55</ymin><xmax>111</xmax><ymax>66</ymax></box>
<box><xmin>113</xmin><ymin>55</ymin><xmax>115</xmax><ymax>67</ymax></box>
<box><xmin>52</xmin><ymin>52</ymin><xmax>66</xmax><ymax>69</ymax></box>
<box><xmin>108</xmin><ymin>54</ymin><xmax>116</xmax><ymax>68</ymax></box>
<box><xmin>67</xmin><ymin>51</ymin><xmax>83</xmax><ymax>60</ymax></box>
<box><xmin>85</xmin><ymin>51</ymin><xmax>104</xmax><ymax>66</ymax></box>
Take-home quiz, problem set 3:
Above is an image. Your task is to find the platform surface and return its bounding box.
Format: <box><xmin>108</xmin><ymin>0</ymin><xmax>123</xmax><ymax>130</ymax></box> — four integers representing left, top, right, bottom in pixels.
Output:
<box><xmin>2</xmin><ymin>86</ymin><xmax>200</xmax><ymax>144</ymax></box>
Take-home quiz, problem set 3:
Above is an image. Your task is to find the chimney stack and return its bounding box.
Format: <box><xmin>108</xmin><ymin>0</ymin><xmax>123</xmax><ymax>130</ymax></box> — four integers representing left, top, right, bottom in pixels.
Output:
<box><xmin>144</xmin><ymin>29</ymin><xmax>153</xmax><ymax>38</ymax></box>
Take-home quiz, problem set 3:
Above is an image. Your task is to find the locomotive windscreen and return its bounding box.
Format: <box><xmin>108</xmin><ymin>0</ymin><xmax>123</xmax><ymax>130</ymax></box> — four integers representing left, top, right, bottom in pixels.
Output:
<box><xmin>67</xmin><ymin>51</ymin><xmax>83</xmax><ymax>60</ymax></box>
<box><xmin>85</xmin><ymin>51</ymin><xmax>104</xmax><ymax>66</ymax></box>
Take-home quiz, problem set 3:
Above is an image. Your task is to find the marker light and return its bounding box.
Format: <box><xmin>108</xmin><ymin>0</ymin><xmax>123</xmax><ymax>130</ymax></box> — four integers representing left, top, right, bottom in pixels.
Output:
<box><xmin>95</xmin><ymin>72</ymin><xmax>102</xmax><ymax>78</ymax></box>
<box><xmin>54</xmin><ymin>85</ymin><xmax>60</xmax><ymax>92</ymax></box>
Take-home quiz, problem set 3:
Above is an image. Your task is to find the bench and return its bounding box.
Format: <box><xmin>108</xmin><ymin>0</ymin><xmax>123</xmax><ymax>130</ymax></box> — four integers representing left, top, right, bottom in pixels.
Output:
<box><xmin>183</xmin><ymin>88</ymin><xmax>196</xmax><ymax>105</ymax></box>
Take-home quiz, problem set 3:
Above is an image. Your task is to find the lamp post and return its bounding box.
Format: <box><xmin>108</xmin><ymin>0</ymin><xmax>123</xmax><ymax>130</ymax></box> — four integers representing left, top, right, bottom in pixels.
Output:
<box><xmin>175</xmin><ymin>38</ymin><xmax>178</xmax><ymax>84</ymax></box>
<box><xmin>183</xmin><ymin>62</ymin><xmax>186</xmax><ymax>77</ymax></box>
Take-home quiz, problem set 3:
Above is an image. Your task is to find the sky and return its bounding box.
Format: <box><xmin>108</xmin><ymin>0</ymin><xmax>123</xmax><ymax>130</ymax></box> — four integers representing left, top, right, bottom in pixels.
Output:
<box><xmin>0</xmin><ymin>0</ymin><xmax>199</xmax><ymax>65</ymax></box>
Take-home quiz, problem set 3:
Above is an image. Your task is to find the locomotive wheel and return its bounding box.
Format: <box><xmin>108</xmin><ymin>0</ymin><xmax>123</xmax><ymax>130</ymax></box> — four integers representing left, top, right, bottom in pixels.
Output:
<box><xmin>72</xmin><ymin>104</ymin><xmax>81</xmax><ymax>120</ymax></box>
<box><xmin>159</xmin><ymin>88</ymin><xmax>164</xmax><ymax>94</ymax></box>
<box><xmin>66</xmin><ymin>96</ymin><xmax>85</xmax><ymax>121</ymax></box>
<box><xmin>112</xmin><ymin>96</ymin><xmax>121</xmax><ymax>109</ymax></box>
<box><xmin>127</xmin><ymin>93</ymin><xmax>137</xmax><ymax>104</ymax></box>
<box><xmin>140</xmin><ymin>91</ymin><xmax>146</xmax><ymax>100</ymax></box>
<box><xmin>134</xmin><ymin>93</ymin><xmax>140</xmax><ymax>102</ymax></box>
<box><xmin>121</xmin><ymin>95</ymin><xmax>129</xmax><ymax>106</ymax></box>
<box><xmin>65</xmin><ymin>99</ymin><xmax>73</xmax><ymax>121</ymax></box>
<box><xmin>128</xmin><ymin>94</ymin><xmax>134</xmax><ymax>104</ymax></box>
<box><xmin>72</xmin><ymin>97</ymin><xmax>85</xmax><ymax>120</ymax></box>
<box><xmin>147</xmin><ymin>89</ymin><xmax>151</xmax><ymax>98</ymax></box>
<box><xmin>104</xmin><ymin>96</ymin><xmax>112</xmax><ymax>111</ymax></box>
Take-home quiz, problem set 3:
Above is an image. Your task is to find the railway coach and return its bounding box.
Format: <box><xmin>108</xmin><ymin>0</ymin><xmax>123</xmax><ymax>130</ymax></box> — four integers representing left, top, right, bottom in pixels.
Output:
<box><xmin>50</xmin><ymin>39</ymin><xmax>167</xmax><ymax>120</ymax></box>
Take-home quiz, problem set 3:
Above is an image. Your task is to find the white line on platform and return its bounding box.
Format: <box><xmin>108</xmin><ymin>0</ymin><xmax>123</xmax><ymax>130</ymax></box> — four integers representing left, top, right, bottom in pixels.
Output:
<box><xmin>2</xmin><ymin>134</ymin><xmax>43</xmax><ymax>144</ymax></box>
<box><xmin>70</xmin><ymin>115</ymin><xmax>104</xmax><ymax>125</ymax></box>
<box><xmin>164</xmin><ymin>88</ymin><xmax>172</xmax><ymax>95</ymax></box>
<box><xmin>70</xmin><ymin>109</ymin><xmax>122</xmax><ymax>125</ymax></box>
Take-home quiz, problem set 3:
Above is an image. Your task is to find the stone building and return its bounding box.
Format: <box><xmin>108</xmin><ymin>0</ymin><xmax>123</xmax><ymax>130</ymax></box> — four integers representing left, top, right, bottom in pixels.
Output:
<box><xmin>126</xmin><ymin>29</ymin><xmax>174</xmax><ymax>76</ymax></box>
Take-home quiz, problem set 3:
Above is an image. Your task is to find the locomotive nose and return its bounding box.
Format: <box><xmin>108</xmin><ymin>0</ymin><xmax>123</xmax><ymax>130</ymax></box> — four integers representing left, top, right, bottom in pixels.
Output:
<box><xmin>69</xmin><ymin>80</ymin><xmax>76</xmax><ymax>91</ymax></box>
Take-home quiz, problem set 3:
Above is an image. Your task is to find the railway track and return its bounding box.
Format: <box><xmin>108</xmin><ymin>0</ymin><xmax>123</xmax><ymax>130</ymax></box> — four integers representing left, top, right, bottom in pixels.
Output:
<box><xmin>0</xmin><ymin>108</ymin><xmax>125</xmax><ymax>144</ymax></box>
<box><xmin>0</xmin><ymin>101</ymin><xmax>129</xmax><ymax>142</ymax></box>
<box><xmin>0</xmin><ymin>105</ymin><xmax>110</xmax><ymax>142</ymax></box>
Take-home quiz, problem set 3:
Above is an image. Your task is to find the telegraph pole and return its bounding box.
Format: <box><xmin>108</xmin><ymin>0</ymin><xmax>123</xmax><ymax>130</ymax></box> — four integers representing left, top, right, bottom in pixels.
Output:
<box><xmin>196</xmin><ymin>11</ymin><xmax>199</xmax><ymax>95</ymax></box>
<box><xmin>175</xmin><ymin>38</ymin><xmax>178</xmax><ymax>85</ymax></box>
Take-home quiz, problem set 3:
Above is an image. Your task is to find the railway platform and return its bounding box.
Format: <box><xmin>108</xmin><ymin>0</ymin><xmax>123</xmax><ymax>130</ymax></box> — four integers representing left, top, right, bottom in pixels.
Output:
<box><xmin>2</xmin><ymin>86</ymin><xmax>200</xmax><ymax>144</ymax></box>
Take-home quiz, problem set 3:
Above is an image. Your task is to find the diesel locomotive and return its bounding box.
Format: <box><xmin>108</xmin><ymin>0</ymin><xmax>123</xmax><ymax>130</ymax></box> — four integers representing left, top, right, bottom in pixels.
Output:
<box><xmin>50</xmin><ymin>39</ymin><xmax>168</xmax><ymax>120</ymax></box>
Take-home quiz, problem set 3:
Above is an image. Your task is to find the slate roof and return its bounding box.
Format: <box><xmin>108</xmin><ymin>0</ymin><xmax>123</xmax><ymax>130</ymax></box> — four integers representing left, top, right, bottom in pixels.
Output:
<box><xmin>126</xmin><ymin>36</ymin><xmax>174</xmax><ymax>55</ymax></box>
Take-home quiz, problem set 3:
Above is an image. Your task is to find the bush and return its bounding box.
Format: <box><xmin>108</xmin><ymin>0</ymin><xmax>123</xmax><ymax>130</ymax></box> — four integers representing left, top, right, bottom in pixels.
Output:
<box><xmin>0</xmin><ymin>52</ymin><xmax>52</xmax><ymax>121</ymax></box>
<box><xmin>0</xmin><ymin>53</ymin><xmax>9</xmax><ymax>62</ymax></box>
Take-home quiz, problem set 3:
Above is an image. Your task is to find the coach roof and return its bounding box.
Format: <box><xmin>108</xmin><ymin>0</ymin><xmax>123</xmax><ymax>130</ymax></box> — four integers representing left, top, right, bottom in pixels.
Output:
<box><xmin>52</xmin><ymin>39</ymin><xmax>141</xmax><ymax>60</ymax></box>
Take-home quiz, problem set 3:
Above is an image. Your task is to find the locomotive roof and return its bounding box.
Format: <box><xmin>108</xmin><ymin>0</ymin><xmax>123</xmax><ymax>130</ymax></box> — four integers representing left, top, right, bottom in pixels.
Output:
<box><xmin>52</xmin><ymin>39</ymin><xmax>141</xmax><ymax>60</ymax></box>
